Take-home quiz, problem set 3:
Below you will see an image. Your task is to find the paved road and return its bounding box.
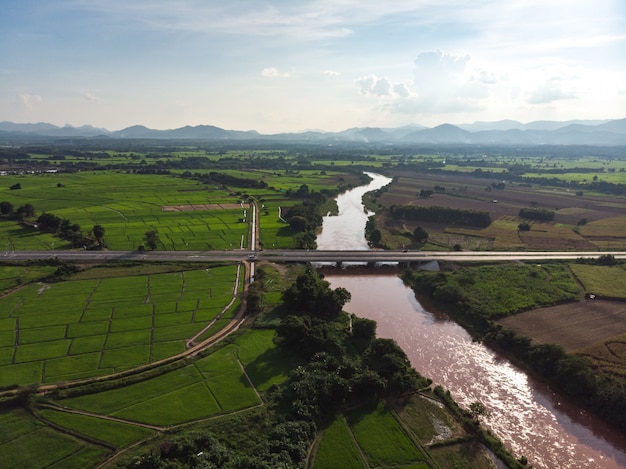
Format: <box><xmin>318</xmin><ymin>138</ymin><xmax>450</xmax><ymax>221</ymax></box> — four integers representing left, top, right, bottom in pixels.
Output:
<box><xmin>2</xmin><ymin>249</ymin><xmax>624</xmax><ymax>263</ymax></box>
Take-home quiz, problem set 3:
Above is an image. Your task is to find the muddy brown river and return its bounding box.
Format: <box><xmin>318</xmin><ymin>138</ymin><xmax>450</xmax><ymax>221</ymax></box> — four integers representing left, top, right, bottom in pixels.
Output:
<box><xmin>318</xmin><ymin>173</ymin><xmax>626</xmax><ymax>469</ymax></box>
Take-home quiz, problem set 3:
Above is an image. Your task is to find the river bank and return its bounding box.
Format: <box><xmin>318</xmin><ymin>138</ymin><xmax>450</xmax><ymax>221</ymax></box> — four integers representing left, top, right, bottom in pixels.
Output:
<box><xmin>318</xmin><ymin>172</ymin><xmax>626</xmax><ymax>469</ymax></box>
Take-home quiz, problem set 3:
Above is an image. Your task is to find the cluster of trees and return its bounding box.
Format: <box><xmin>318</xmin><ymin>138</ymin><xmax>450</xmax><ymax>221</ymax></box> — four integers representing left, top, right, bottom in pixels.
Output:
<box><xmin>0</xmin><ymin>201</ymin><xmax>106</xmax><ymax>249</ymax></box>
<box><xmin>576</xmin><ymin>254</ymin><xmax>617</xmax><ymax>266</ymax></box>
<box><xmin>518</xmin><ymin>208</ymin><xmax>555</xmax><ymax>221</ymax></box>
<box><xmin>126</xmin><ymin>267</ymin><xmax>429</xmax><ymax>469</ymax></box>
<box><xmin>277</xmin><ymin>267</ymin><xmax>429</xmax><ymax>402</ymax></box>
<box><xmin>283</xmin><ymin>186</ymin><xmax>329</xmax><ymax>249</ymax></box>
<box><xmin>0</xmin><ymin>201</ymin><xmax>35</xmax><ymax>221</ymax></box>
<box><xmin>196</xmin><ymin>171</ymin><xmax>269</xmax><ymax>189</ymax></box>
<box><xmin>390</xmin><ymin>204</ymin><xmax>491</xmax><ymax>228</ymax></box>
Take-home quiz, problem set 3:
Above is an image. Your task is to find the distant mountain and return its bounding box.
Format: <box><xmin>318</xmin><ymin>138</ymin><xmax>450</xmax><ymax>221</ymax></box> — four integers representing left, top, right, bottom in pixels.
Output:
<box><xmin>1</xmin><ymin>119</ymin><xmax>625</xmax><ymax>145</ymax></box>
<box><xmin>403</xmin><ymin>124</ymin><xmax>472</xmax><ymax>144</ymax></box>
<box><xmin>457</xmin><ymin>120</ymin><xmax>524</xmax><ymax>132</ymax></box>
<box><xmin>458</xmin><ymin>119</ymin><xmax>612</xmax><ymax>132</ymax></box>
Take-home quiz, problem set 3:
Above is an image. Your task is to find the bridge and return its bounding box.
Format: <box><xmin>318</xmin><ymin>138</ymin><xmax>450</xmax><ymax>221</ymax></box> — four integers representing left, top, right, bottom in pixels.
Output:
<box><xmin>2</xmin><ymin>249</ymin><xmax>624</xmax><ymax>265</ymax></box>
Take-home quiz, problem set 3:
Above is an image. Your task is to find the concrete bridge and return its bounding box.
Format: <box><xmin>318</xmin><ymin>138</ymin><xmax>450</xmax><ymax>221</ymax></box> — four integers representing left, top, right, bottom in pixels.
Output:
<box><xmin>2</xmin><ymin>249</ymin><xmax>624</xmax><ymax>265</ymax></box>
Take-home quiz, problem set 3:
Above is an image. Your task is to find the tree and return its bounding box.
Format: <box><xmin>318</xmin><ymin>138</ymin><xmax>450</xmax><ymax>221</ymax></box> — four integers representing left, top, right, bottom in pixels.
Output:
<box><xmin>144</xmin><ymin>229</ymin><xmax>160</xmax><ymax>250</ymax></box>
<box><xmin>0</xmin><ymin>201</ymin><xmax>13</xmax><ymax>215</ymax></box>
<box><xmin>17</xmin><ymin>203</ymin><xmax>35</xmax><ymax>219</ymax></box>
<box><xmin>282</xmin><ymin>268</ymin><xmax>351</xmax><ymax>320</ymax></box>
<box><xmin>518</xmin><ymin>223</ymin><xmax>531</xmax><ymax>231</ymax></box>
<box><xmin>369</xmin><ymin>229</ymin><xmax>382</xmax><ymax>246</ymax></box>
<box><xmin>289</xmin><ymin>215</ymin><xmax>308</xmax><ymax>232</ymax></box>
<box><xmin>36</xmin><ymin>212</ymin><xmax>61</xmax><ymax>232</ymax></box>
<box><xmin>92</xmin><ymin>224</ymin><xmax>105</xmax><ymax>240</ymax></box>
<box><xmin>469</xmin><ymin>401</ymin><xmax>489</xmax><ymax>421</ymax></box>
<box><xmin>413</xmin><ymin>226</ymin><xmax>428</xmax><ymax>245</ymax></box>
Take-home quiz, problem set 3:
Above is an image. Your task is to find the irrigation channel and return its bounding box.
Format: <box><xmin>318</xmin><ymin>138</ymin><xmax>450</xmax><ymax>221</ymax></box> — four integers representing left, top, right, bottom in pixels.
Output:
<box><xmin>316</xmin><ymin>172</ymin><xmax>626</xmax><ymax>469</ymax></box>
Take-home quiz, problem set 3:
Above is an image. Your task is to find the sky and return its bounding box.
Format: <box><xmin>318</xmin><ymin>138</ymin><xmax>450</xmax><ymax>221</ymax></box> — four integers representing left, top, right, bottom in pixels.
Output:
<box><xmin>1</xmin><ymin>0</ymin><xmax>625</xmax><ymax>133</ymax></box>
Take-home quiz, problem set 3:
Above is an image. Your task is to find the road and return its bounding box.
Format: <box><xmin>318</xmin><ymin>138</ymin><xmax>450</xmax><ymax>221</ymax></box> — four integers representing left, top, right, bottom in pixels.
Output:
<box><xmin>2</xmin><ymin>249</ymin><xmax>624</xmax><ymax>264</ymax></box>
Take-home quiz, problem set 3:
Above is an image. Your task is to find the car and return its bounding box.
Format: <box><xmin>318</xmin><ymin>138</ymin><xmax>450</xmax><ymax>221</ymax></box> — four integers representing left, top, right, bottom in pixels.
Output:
<box><xmin>248</xmin><ymin>254</ymin><xmax>256</xmax><ymax>260</ymax></box>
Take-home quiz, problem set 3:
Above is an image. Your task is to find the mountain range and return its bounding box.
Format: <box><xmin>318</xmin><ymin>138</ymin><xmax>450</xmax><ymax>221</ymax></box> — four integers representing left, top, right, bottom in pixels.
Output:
<box><xmin>1</xmin><ymin>118</ymin><xmax>625</xmax><ymax>145</ymax></box>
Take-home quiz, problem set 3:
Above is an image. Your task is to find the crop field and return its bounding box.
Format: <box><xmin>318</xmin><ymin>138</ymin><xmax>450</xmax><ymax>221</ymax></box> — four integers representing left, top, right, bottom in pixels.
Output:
<box><xmin>0</xmin><ymin>265</ymin><xmax>238</xmax><ymax>386</ymax></box>
<box><xmin>498</xmin><ymin>300</ymin><xmax>626</xmax><ymax>353</ymax></box>
<box><xmin>312</xmin><ymin>393</ymin><xmax>496</xmax><ymax>469</ymax></box>
<box><xmin>38</xmin><ymin>408</ymin><xmax>155</xmax><ymax>447</ymax></box>
<box><xmin>0</xmin><ymin>265</ymin><xmax>57</xmax><ymax>292</ymax></box>
<box><xmin>0</xmin><ymin>408</ymin><xmax>107</xmax><ymax>469</ymax></box>
<box><xmin>498</xmin><ymin>262</ymin><xmax>626</xmax><ymax>378</ymax></box>
<box><xmin>58</xmin><ymin>343</ymin><xmax>261</xmax><ymax>426</ymax></box>
<box><xmin>0</xmin><ymin>168</ymin><xmax>364</xmax><ymax>251</ymax></box>
<box><xmin>312</xmin><ymin>416</ymin><xmax>366</xmax><ymax>469</ymax></box>
<box><xmin>569</xmin><ymin>264</ymin><xmax>626</xmax><ymax>299</ymax></box>
<box><xmin>346</xmin><ymin>401</ymin><xmax>427</xmax><ymax>467</ymax></box>
<box><xmin>374</xmin><ymin>169</ymin><xmax>626</xmax><ymax>250</ymax></box>
<box><xmin>0</xmin><ymin>172</ymin><xmax>250</xmax><ymax>251</ymax></box>
<box><xmin>235</xmin><ymin>328</ymin><xmax>302</xmax><ymax>392</ymax></box>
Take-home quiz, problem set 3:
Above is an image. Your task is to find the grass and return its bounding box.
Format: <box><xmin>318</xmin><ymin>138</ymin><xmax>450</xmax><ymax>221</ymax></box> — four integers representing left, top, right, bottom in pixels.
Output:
<box><xmin>38</xmin><ymin>408</ymin><xmax>154</xmax><ymax>447</ymax></box>
<box><xmin>58</xmin><ymin>337</ymin><xmax>264</xmax><ymax>425</ymax></box>
<box><xmin>312</xmin><ymin>416</ymin><xmax>366</xmax><ymax>469</ymax></box>
<box><xmin>414</xmin><ymin>263</ymin><xmax>582</xmax><ymax>318</ymax></box>
<box><xmin>346</xmin><ymin>401</ymin><xmax>425</xmax><ymax>467</ymax></box>
<box><xmin>0</xmin><ymin>408</ymin><xmax>106</xmax><ymax>469</ymax></box>
<box><xmin>201</xmin><ymin>347</ymin><xmax>260</xmax><ymax>409</ymax></box>
<box><xmin>569</xmin><ymin>264</ymin><xmax>626</xmax><ymax>299</ymax></box>
<box><xmin>236</xmin><ymin>328</ymin><xmax>301</xmax><ymax>392</ymax></box>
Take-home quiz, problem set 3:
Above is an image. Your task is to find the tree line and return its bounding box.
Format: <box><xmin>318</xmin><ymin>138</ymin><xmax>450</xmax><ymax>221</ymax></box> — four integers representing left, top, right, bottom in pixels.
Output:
<box><xmin>390</xmin><ymin>204</ymin><xmax>492</xmax><ymax>228</ymax></box>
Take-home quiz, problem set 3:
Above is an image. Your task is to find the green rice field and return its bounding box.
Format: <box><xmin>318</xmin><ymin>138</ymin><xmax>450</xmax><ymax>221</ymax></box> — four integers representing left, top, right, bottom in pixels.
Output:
<box><xmin>58</xmin><ymin>342</ymin><xmax>263</xmax><ymax>426</ymax></box>
<box><xmin>0</xmin><ymin>265</ymin><xmax>239</xmax><ymax>386</ymax></box>
<box><xmin>0</xmin><ymin>169</ymin><xmax>362</xmax><ymax>251</ymax></box>
<box><xmin>0</xmin><ymin>408</ymin><xmax>107</xmax><ymax>469</ymax></box>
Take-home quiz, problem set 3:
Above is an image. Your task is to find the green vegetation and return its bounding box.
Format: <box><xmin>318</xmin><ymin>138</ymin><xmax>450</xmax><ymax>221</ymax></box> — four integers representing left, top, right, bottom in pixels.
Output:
<box><xmin>0</xmin><ymin>408</ymin><xmax>107</xmax><ymax>469</ymax></box>
<box><xmin>0</xmin><ymin>141</ymin><xmax>623</xmax><ymax>468</ymax></box>
<box><xmin>403</xmin><ymin>260</ymin><xmax>626</xmax><ymax>433</ymax></box>
<box><xmin>312</xmin><ymin>416</ymin><xmax>366</xmax><ymax>469</ymax></box>
<box><xmin>37</xmin><ymin>408</ymin><xmax>154</xmax><ymax>447</ymax></box>
<box><xmin>570</xmin><ymin>263</ymin><xmax>626</xmax><ymax>299</ymax></box>
<box><xmin>403</xmin><ymin>263</ymin><xmax>580</xmax><ymax>319</ymax></box>
<box><xmin>347</xmin><ymin>401</ymin><xmax>425</xmax><ymax>466</ymax></box>
<box><xmin>0</xmin><ymin>264</ymin><xmax>238</xmax><ymax>386</ymax></box>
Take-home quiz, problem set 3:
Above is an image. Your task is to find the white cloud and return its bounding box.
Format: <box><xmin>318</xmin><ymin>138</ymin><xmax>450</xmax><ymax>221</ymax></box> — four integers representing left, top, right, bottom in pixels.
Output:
<box><xmin>17</xmin><ymin>93</ymin><xmax>42</xmax><ymax>111</ymax></box>
<box><xmin>84</xmin><ymin>92</ymin><xmax>103</xmax><ymax>102</ymax></box>
<box><xmin>323</xmin><ymin>70</ymin><xmax>340</xmax><ymax>77</ymax></box>
<box><xmin>261</xmin><ymin>67</ymin><xmax>290</xmax><ymax>78</ymax></box>
<box><xmin>528</xmin><ymin>80</ymin><xmax>577</xmax><ymax>105</ymax></box>
<box><xmin>356</xmin><ymin>49</ymin><xmax>494</xmax><ymax>115</ymax></box>
<box><xmin>356</xmin><ymin>75</ymin><xmax>409</xmax><ymax>98</ymax></box>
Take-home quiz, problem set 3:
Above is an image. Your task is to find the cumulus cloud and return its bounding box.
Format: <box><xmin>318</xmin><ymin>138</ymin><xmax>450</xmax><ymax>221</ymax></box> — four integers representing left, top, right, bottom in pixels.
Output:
<box><xmin>261</xmin><ymin>67</ymin><xmax>290</xmax><ymax>78</ymax></box>
<box><xmin>18</xmin><ymin>93</ymin><xmax>42</xmax><ymax>110</ymax></box>
<box><xmin>355</xmin><ymin>49</ymin><xmax>496</xmax><ymax>115</ymax></box>
<box><xmin>355</xmin><ymin>75</ymin><xmax>410</xmax><ymax>98</ymax></box>
<box><xmin>323</xmin><ymin>70</ymin><xmax>340</xmax><ymax>77</ymax></box>
<box><xmin>528</xmin><ymin>78</ymin><xmax>577</xmax><ymax>104</ymax></box>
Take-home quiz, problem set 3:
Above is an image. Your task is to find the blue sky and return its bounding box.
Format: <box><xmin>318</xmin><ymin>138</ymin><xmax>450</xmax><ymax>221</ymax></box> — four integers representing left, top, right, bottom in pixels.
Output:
<box><xmin>1</xmin><ymin>0</ymin><xmax>625</xmax><ymax>133</ymax></box>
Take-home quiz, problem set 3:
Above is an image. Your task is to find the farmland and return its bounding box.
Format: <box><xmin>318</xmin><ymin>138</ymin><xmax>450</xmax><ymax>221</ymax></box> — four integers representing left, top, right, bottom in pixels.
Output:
<box><xmin>0</xmin><ymin>168</ymin><xmax>364</xmax><ymax>251</ymax></box>
<box><xmin>0</xmin><ymin>264</ymin><xmax>240</xmax><ymax>387</ymax></box>
<box><xmin>369</xmin><ymin>168</ymin><xmax>626</xmax><ymax>251</ymax></box>
<box><xmin>0</xmin><ymin>142</ymin><xmax>624</xmax><ymax>468</ymax></box>
<box><xmin>311</xmin><ymin>394</ymin><xmax>495</xmax><ymax>469</ymax></box>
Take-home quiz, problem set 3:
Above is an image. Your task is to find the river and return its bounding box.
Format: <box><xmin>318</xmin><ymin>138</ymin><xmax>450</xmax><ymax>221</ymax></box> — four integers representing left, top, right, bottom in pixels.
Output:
<box><xmin>317</xmin><ymin>172</ymin><xmax>626</xmax><ymax>469</ymax></box>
